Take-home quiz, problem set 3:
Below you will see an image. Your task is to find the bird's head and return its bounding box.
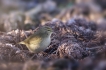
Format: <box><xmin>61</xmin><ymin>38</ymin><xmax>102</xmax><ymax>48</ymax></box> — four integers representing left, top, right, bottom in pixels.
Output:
<box><xmin>37</xmin><ymin>26</ymin><xmax>53</xmax><ymax>37</ymax></box>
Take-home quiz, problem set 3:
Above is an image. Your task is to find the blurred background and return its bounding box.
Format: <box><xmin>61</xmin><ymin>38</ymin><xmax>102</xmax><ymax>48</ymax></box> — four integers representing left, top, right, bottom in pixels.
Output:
<box><xmin>0</xmin><ymin>0</ymin><xmax>106</xmax><ymax>70</ymax></box>
<box><xmin>0</xmin><ymin>0</ymin><xmax>106</xmax><ymax>32</ymax></box>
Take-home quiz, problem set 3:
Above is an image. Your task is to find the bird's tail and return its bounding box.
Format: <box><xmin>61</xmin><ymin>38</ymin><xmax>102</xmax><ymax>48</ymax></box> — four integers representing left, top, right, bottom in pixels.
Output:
<box><xmin>18</xmin><ymin>41</ymin><xmax>26</xmax><ymax>45</ymax></box>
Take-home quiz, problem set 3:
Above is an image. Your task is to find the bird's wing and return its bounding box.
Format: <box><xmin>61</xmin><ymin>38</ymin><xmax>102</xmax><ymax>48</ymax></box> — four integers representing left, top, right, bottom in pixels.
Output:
<box><xmin>25</xmin><ymin>34</ymin><xmax>42</xmax><ymax>49</ymax></box>
<box><xmin>26</xmin><ymin>34</ymin><xmax>42</xmax><ymax>44</ymax></box>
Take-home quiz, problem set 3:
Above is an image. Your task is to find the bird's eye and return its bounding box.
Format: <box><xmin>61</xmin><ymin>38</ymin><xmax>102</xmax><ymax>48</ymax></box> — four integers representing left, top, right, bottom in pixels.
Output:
<box><xmin>47</xmin><ymin>28</ymin><xmax>50</xmax><ymax>31</ymax></box>
<box><xmin>44</xmin><ymin>26</ymin><xmax>52</xmax><ymax>32</ymax></box>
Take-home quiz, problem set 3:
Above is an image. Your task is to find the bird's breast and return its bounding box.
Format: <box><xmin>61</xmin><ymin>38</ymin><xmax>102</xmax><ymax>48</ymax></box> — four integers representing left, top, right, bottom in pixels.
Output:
<box><xmin>40</xmin><ymin>37</ymin><xmax>51</xmax><ymax>50</ymax></box>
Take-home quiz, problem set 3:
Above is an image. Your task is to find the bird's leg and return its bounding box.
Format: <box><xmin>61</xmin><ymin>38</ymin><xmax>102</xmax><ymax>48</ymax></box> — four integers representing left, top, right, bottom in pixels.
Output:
<box><xmin>30</xmin><ymin>53</ymin><xmax>38</xmax><ymax>60</ymax></box>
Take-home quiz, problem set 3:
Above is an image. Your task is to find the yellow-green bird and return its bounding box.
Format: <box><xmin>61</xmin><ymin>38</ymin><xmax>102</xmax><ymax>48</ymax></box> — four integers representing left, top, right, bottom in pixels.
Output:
<box><xmin>19</xmin><ymin>26</ymin><xmax>53</xmax><ymax>53</ymax></box>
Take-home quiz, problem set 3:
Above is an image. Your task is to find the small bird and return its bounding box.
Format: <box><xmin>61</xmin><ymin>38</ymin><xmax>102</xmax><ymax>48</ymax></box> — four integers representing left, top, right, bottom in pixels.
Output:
<box><xmin>19</xmin><ymin>26</ymin><xmax>53</xmax><ymax>53</ymax></box>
